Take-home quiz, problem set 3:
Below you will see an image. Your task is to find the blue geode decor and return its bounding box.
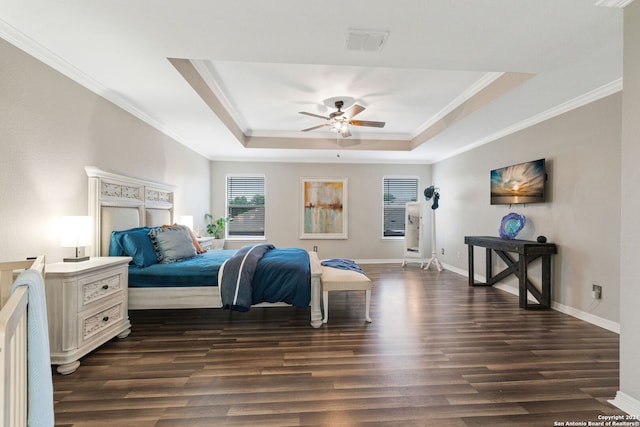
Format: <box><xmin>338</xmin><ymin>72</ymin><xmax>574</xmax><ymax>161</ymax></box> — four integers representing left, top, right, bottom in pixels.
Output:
<box><xmin>499</xmin><ymin>213</ymin><xmax>526</xmax><ymax>239</ymax></box>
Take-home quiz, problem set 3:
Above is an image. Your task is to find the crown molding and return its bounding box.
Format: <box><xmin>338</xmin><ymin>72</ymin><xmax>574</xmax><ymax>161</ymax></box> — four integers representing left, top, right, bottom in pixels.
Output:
<box><xmin>595</xmin><ymin>0</ymin><xmax>635</xmax><ymax>8</ymax></box>
<box><xmin>0</xmin><ymin>18</ymin><xmax>190</xmax><ymax>152</ymax></box>
<box><xmin>435</xmin><ymin>77</ymin><xmax>623</xmax><ymax>162</ymax></box>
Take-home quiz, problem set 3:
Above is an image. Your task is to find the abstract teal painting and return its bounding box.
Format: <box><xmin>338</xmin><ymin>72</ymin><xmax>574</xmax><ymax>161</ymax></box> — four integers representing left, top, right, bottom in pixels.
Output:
<box><xmin>300</xmin><ymin>178</ymin><xmax>348</xmax><ymax>239</ymax></box>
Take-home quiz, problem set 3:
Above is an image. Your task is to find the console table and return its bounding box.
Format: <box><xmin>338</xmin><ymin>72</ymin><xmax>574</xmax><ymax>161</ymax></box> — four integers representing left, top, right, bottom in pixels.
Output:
<box><xmin>464</xmin><ymin>236</ymin><xmax>557</xmax><ymax>309</ymax></box>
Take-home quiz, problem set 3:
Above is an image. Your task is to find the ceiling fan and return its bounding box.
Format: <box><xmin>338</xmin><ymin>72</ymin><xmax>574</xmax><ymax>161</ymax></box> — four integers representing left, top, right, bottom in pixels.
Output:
<box><xmin>299</xmin><ymin>100</ymin><xmax>386</xmax><ymax>137</ymax></box>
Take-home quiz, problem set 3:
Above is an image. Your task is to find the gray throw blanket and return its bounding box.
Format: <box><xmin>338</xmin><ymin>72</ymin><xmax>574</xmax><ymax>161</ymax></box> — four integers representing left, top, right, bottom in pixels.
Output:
<box><xmin>219</xmin><ymin>244</ymin><xmax>275</xmax><ymax>311</ymax></box>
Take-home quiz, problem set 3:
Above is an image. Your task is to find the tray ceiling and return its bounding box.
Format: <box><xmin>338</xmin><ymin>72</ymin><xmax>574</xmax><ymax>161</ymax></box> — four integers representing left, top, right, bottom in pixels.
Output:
<box><xmin>0</xmin><ymin>0</ymin><xmax>624</xmax><ymax>163</ymax></box>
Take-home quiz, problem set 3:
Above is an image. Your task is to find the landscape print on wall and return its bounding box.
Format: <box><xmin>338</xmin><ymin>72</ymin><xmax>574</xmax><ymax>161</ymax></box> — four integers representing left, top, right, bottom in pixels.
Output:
<box><xmin>490</xmin><ymin>159</ymin><xmax>546</xmax><ymax>205</ymax></box>
<box><xmin>301</xmin><ymin>178</ymin><xmax>347</xmax><ymax>239</ymax></box>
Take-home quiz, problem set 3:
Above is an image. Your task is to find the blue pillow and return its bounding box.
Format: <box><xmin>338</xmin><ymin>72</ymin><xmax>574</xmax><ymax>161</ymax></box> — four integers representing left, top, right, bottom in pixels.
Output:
<box><xmin>109</xmin><ymin>227</ymin><xmax>158</xmax><ymax>267</ymax></box>
<box><xmin>148</xmin><ymin>226</ymin><xmax>197</xmax><ymax>264</ymax></box>
<box><xmin>108</xmin><ymin>231</ymin><xmax>129</xmax><ymax>256</ymax></box>
<box><xmin>121</xmin><ymin>231</ymin><xmax>158</xmax><ymax>267</ymax></box>
<box><xmin>109</xmin><ymin>227</ymin><xmax>149</xmax><ymax>255</ymax></box>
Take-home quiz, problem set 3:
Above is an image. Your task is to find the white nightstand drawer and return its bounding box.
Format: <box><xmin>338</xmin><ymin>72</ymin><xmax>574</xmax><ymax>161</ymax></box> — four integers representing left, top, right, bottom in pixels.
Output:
<box><xmin>197</xmin><ymin>236</ymin><xmax>215</xmax><ymax>251</ymax></box>
<box><xmin>80</xmin><ymin>302</ymin><xmax>124</xmax><ymax>343</ymax></box>
<box><xmin>80</xmin><ymin>271</ymin><xmax>123</xmax><ymax>307</ymax></box>
<box><xmin>46</xmin><ymin>257</ymin><xmax>132</xmax><ymax>374</ymax></box>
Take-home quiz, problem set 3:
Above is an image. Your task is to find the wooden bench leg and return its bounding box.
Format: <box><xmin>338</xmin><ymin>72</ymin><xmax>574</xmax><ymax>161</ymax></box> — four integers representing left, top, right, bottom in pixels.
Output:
<box><xmin>322</xmin><ymin>290</ymin><xmax>329</xmax><ymax>323</ymax></box>
<box><xmin>323</xmin><ymin>289</ymin><xmax>372</xmax><ymax>323</ymax></box>
<box><xmin>365</xmin><ymin>289</ymin><xmax>372</xmax><ymax>323</ymax></box>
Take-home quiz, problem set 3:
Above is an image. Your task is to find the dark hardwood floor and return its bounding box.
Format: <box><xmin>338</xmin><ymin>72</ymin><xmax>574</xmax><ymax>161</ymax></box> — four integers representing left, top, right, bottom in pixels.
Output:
<box><xmin>53</xmin><ymin>264</ymin><xmax>625</xmax><ymax>426</ymax></box>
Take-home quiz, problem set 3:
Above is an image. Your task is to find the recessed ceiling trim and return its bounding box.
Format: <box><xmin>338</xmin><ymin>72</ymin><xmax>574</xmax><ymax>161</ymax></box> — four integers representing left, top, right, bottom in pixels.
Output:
<box><xmin>247</xmin><ymin>129</ymin><xmax>412</xmax><ymax>141</ymax></box>
<box><xmin>410</xmin><ymin>72</ymin><xmax>535</xmax><ymax>149</ymax></box>
<box><xmin>412</xmin><ymin>72</ymin><xmax>504</xmax><ymax>138</ymax></box>
<box><xmin>169</xmin><ymin>57</ymin><xmax>248</xmax><ymax>146</ymax></box>
<box><xmin>192</xmin><ymin>59</ymin><xmax>249</xmax><ymax>132</ymax></box>
<box><xmin>245</xmin><ymin>136</ymin><xmax>412</xmax><ymax>151</ymax></box>
<box><xmin>174</xmin><ymin>58</ymin><xmax>418</xmax><ymax>150</ymax></box>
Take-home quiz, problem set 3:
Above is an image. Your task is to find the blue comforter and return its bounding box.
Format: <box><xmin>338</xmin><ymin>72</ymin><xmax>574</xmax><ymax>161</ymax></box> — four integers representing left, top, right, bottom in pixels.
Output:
<box><xmin>127</xmin><ymin>247</ymin><xmax>311</xmax><ymax>308</ymax></box>
<box><xmin>252</xmin><ymin>247</ymin><xmax>311</xmax><ymax>308</ymax></box>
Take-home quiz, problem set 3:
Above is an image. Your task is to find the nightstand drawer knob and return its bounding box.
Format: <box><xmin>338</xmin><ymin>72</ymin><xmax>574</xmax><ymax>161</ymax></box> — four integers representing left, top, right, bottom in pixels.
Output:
<box><xmin>102</xmin><ymin>316</ymin><xmax>109</xmax><ymax>322</ymax></box>
<box><xmin>102</xmin><ymin>284</ymin><xmax>109</xmax><ymax>290</ymax></box>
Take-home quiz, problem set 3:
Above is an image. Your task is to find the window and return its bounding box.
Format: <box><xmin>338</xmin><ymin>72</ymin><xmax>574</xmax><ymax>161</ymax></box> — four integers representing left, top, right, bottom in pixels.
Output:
<box><xmin>226</xmin><ymin>175</ymin><xmax>265</xmax><ymax>238</ymax></box>
<box><xmin>383</xmin><ymin>177</ymin><xmax>419</xmax><ymax>237</ymax></box>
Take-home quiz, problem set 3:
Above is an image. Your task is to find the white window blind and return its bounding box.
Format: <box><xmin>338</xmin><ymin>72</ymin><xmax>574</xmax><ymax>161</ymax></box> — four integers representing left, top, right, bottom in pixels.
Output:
<box><xmin>383</xmin><ymin>177</ymin><xmax>418</xmax><ymax>237</ymax></box>
<box><xmin>226</xmin><ymin>175</ymin><xmax>265</xmax><ymax>238</ymax></box>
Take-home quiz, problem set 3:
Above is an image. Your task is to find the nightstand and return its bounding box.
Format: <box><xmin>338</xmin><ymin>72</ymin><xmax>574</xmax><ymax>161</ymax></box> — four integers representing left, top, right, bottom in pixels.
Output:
<box><xmin>45</xmin><ymin>257</ymin><xmax>132</xmax><ymax>374</ymax></box>
<box><xmin>197</xmin><ymin>236</ymin><xmax>215</xmax><ymax>251</ymax></box>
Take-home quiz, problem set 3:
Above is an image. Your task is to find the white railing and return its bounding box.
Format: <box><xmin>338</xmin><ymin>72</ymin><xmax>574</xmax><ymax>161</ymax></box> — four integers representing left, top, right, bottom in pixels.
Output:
<box><xmin>0</xmin><ymin>256</ymin><xmax>45</xmax><ymax>427</ymax></box>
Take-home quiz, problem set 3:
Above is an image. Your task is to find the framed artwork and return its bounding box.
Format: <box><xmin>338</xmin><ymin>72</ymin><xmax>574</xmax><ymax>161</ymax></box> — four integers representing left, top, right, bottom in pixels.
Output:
<box><xmin>300</xmin><ymin>177</ymin><xmax>348</xmax><ymax>239</ymax></box>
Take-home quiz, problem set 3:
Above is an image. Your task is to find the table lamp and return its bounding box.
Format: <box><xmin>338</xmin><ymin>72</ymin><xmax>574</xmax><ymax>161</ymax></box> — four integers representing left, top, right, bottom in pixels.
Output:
<box><xmin>179</xmin><ymin>215</ymin><xmax>194</xmax><ymax>231</ymax></box>
<box><xmin>60</xmin><ymin>216</ymin><xmax>92</xmax><ymax>262</ymax></box>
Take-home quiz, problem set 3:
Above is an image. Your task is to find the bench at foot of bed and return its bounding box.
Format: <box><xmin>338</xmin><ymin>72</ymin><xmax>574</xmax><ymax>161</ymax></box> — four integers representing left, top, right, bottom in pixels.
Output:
<box><xmin>320</xmin><ymin>264</ymin><xmax>372</xmax><ymax>324</ymax></box>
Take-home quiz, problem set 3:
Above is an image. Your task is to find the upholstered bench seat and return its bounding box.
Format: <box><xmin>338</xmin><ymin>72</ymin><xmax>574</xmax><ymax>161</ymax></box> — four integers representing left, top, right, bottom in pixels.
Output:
<box><xmin>320</xmin><ymin>264</ymin><xmax>372</xmax><ymax>324</ymax></box>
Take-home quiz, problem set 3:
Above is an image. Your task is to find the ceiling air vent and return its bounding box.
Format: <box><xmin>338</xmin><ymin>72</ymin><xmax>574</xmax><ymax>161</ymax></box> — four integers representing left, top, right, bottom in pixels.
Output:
<box><xmin>345</xmin><ymin>29</ymin><xmax>389</xmax><ymax>52</ymax></box>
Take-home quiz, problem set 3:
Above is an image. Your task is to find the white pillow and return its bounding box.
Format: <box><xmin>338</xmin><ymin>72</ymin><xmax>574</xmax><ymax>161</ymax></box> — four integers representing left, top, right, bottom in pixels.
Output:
<box><xmin>148</xmin><ymin>226</ymin><xmax>197</xmax><ymax>263</ymax></box>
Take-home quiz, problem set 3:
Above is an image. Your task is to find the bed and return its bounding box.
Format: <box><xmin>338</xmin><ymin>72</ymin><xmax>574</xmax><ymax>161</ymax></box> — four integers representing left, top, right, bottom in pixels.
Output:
<box><xmin>85</xmin><ymin>166</ymin><xmax>323</xmax><ymax>328</ymax></box>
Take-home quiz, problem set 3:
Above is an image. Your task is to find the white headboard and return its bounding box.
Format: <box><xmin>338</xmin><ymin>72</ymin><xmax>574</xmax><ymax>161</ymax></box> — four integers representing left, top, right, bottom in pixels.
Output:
<box><xmin>85</xmin><ymin>166</ymin><xmax>175</xmax><ymax>256</ymax></box>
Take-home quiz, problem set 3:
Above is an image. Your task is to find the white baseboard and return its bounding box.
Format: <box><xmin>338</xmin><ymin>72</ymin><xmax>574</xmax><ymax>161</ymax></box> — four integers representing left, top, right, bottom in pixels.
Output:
<box><xmin>551</xmin><ymin>300</ymin><xmax>620</xmax><ymax>333</ymax></box>
<box><xmin>355</xmin><ymin>258</ymin><xmax>405</xmax><ymax>264</ymax></box>
<box><xmin>439</xmin><ymin>263</ymin><xmax>621</xmax><ymax>334</ymax></box>
<box><xmin>491</xmin><ymin>282</ymin><xmax>620</xmax><ymax>334</ymax></box>
<box><xmin>609</xmin><ymin>391</ymin><xmax>640</xmax><ymax>416</ymax></box>
<box><xmin>493</xmin><ymin>284</ymin><xmax>620</xmax><ymax>333</ymax></box>
<box><xmin>442</xmin><ymin>263</ymin><xmax>465</xmax><ymax>276</ymax></box>
<box><xmin>361</xmin><ymin>260</ymin><xmax>631</xmax><ymax>414</ymax></box>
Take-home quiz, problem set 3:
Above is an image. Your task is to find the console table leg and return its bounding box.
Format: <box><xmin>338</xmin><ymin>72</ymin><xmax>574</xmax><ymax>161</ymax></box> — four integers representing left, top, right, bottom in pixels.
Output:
<box><xmin>485</xmin><ymin>248</ymin><xmax>493</xmax><ymax>282</ymax></box>
<box><xmin>541</xmin><ymin>254</ymin><xmax>552</xmax><ymax>308</ymax></box>
<box><xmin>468</xmin><ymin>244</ymin><xmax>474</xmax><ymax>286</ymax></box>
<box><xmin>518</xmin><ymin>255</ymin><xmax>528</xmax><ymax>308</ymax></box>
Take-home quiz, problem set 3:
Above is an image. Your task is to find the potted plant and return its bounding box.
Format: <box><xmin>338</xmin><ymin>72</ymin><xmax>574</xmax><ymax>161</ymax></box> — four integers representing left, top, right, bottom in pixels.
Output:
<box><xmin>204</xmin><ymin>214</ymin><xmax>232</xmax><ymax>249</ymax></box>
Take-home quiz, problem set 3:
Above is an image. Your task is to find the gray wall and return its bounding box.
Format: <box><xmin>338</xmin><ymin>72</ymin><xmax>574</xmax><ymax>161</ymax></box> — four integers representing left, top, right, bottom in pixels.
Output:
<box><xmin>433</xmin><ymin>93</ymin><xmax>622</xmax><ymax>327</ymax></box>
<box><xmin>619</xmin><ymin>0</ymin><xmax>640</xmax><ymax>411</ymax></box>
<box><xmin>210</xmin><ymin>161</ymin><xmax>431</xmax><ymax>260</ymax></box>
<box><xmin>0</xmin><ymin>38</ymin><xmax>211</xmax><ymax>263</ymax></box>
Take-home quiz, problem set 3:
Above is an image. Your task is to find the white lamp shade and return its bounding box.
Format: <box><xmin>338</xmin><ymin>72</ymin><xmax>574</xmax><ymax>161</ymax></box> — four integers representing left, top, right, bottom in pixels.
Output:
<box><xmin>179</xmin><ymin>215</ymin><xmax>194</xmax><ymax>231</ymax></box>
<box><xmin>60</xmin><ymin>216</ymin><xmax>92</xmax><ymax>248</ymax></box>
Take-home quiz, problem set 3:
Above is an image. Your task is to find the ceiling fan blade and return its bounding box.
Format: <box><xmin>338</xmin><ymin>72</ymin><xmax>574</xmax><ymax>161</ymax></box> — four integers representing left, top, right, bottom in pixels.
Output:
<box><xmin>343</xmin><ymin>103</ymin><xmax>365</xmax><ymax>119</ymax></box>
<box><xmin>301</xmin><ymin>123</ymin><xmax>330</xmax><ymax>132</ymax></box>
<box><xmin>349</xmin><ymin>120</ymin><xmax>386</xmax><ymax>128</ymax></box>
<box><xmin>299</xmin><ymin>111</ymin><xmax>331</xmax><ymax>120</ymax></box>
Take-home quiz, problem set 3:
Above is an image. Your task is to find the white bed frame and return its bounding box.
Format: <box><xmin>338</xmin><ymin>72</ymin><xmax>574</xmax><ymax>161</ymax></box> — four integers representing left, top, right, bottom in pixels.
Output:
<box><xmin>85</xmin><ymin>166</ymin><xmax>323</xmax><ymax>328</ymax></box>
<box><xmin>0</xmin><ymin>255</ymin><xmax>45</xmax><ymax>426</ymax></box>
